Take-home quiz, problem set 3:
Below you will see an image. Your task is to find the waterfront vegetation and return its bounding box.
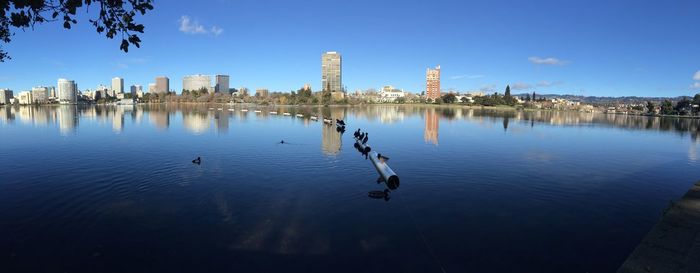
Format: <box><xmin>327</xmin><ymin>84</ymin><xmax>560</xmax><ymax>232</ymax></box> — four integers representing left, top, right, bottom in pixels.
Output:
<box><xmin>5</xmin><ymin>85</ymin><xmax>700</xmax><ymax>118</ymax></box>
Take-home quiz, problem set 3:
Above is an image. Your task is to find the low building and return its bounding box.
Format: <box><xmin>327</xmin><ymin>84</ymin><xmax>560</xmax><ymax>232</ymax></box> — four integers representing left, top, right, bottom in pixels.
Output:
<box><xmin>454</xmin><ymin>95</ymin><xmax>474</xmax><ymax>103</ymax></box>
<box><xmin>117</xmin><ymin>98</ymin><xmax>134</xmax><ymax>105</ymax></box>
<box><xmin>377</xmin><ymin>85</ymin><xmax>406</xmax><ymax>102</ymax></box>
<box><xmin>18</xmin><ymin>91</ymin><xmax>33</xmax><ymax>105</ymax></box>
<box><xmin>256</xmin><ymin>88</ymin><xmax>269</xmax><ymax>98</ymax></box>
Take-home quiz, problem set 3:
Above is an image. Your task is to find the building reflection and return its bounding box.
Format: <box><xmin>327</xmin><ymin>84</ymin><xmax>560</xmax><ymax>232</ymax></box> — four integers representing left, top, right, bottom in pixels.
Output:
<box><xmin>321</xmin><ymin>107</ymin><xmax>345</xmax><ymax>155</ymax></box>
<box><xmin>0</xmin><ymin>106</ymin><xmax>14</xmax><ymax>123</ymax></box>
<box><xmin>57</xmin><ymin>105</ymin><xmax>78</xmax><ymax>135</ymax></box>
<box><xmin>424</xmin><ymin>108</ymin><xmax>439</xmax><ymax>145</ymax></box>
<box><xmin>214</xmin><ymin>111</ymin><xmax>229</xmax><ymax>134</ymax></box>
<box><xmin>149</xmin><ymin>107</ymin><xmax>169</xmax><ymax>130</ymax></box>
<box><xmin>183</xmin><ymin>111</ymin><xmax>210</xmax><ymax>134</ymax></box>
<box><xmin>112</xmin><ymin>107</ymin><xmax>125</xmax><ymax>133</ymax></box>
<box><xmin>0</xmin><ymin>105</ymin><xmax>698</xmax><ymax>144</ymax></box>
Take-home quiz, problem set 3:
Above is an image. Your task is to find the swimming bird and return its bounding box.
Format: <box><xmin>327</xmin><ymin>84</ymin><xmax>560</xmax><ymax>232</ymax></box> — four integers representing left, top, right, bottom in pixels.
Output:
<box><xmin>336</xmin><ymin>119</ymin><xmax>345</xmax><ymax>126</ymax></box>
<box><xmin>354</xmin><ymin>129</ymin><xmax>360</xmax><ymax>138</ymax></box>
<box><xmin>358</xmin><ymin>132</ymin><xmax>365</xmax><ymax>140</ymax></box>
<box><xmin>280</xmin><ymin>140</ymin><xmax>285</xmax><ymax>144</ymax></box>
<box><xmin>362</xmin><ymin>133</ymin><xmax>368</xmax><ymax>144</ymax></box>
<box><xmin>368</xmin><ymin>189</ymin><xmax>390</xmax><ymax>200</ymax></box>
<box><xmin>378</xmin><ymin>153</ymin><xmax>390</xmax><ymax>161</ymax></box>
<box><xmin>192</xmin><ymin>157</ymin><xmax>201</xmax><ymax>164</ymax></box>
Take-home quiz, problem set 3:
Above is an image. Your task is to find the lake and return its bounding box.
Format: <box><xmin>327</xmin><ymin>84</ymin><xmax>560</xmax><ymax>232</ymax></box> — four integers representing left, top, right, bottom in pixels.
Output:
<box><xmin>1</xmin><ymin>104</ymin><xmax>699</xmax><ymax>273</ymax></box>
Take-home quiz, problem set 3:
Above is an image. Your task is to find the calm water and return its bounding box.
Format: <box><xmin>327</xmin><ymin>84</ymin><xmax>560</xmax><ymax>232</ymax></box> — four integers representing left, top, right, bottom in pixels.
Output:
<box><xmin>1</xmin><ymin>104</ymin><xmax>699</xmax><ymax>273</ymax></box>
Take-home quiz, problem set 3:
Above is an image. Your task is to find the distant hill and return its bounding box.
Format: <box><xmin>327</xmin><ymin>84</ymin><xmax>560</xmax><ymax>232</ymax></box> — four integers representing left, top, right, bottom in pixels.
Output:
<box><xmin>513</xmin><ymin>93</ymin><xmax>697</xmax><ymax>105</ymax></box>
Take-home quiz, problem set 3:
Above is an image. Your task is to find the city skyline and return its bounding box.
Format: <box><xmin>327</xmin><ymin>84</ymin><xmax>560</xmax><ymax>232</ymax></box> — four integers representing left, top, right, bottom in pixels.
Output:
<box><xmin>1</xmin><ymin>0</ymin><xmax>700</xmax><ymax>97</ymax></box>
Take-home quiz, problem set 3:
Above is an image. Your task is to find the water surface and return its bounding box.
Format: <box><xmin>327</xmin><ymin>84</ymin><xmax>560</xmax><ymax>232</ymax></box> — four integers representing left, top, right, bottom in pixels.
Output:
<box><xmin>1</xmin><ymin>105</ymin><xmax>699</xmax><ymax>273</ymax></box>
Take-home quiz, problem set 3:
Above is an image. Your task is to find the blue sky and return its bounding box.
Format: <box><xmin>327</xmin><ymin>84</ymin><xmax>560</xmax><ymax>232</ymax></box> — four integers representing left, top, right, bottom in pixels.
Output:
<box><xmin>1</xmin><ymin>0</ymin><xmax>699</xmax><ymax>97</ymax></box>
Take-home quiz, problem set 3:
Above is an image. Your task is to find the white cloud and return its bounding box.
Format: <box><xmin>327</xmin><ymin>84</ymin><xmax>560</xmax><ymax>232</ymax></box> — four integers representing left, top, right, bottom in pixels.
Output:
<box><xmin>528</xmin><ymin>56</ymin><xmax>567</xmax><ymax>65</ymax></box>
<box><xmin>510</xmin><ymin>81</ymin><xmax>562</xmax><ymax>90</ymax></box>
<box><xmin>451</xmin><ymin>74</ymin><xmax>485</xmax><ymax>80</ymax></box>
<box><xmin>179</xmin><ymin>15</ymin><xmax>222</xmax><ymax>36</ymax></box>
<box><xmin>511</xmin><ymin>82</ymin><xmax>532</xmax><ymax>90</ymax></box>
<box><xmin>479</xmin><ymin>84</ymin><xmax>496</xmax><ymax>93</ymax></box>
<box><xmin>691</xmin><ymin>82</ymin><xmax>700</xmax><ymax>89</ymax></box>
<box><xmin>536</xmin><ymin>80</ymin><xmax>562</xmax><ymax>87</ymax></box>
<box><xmin>211</xmin><ymin>26</ymin><xmax>224</xmax><ymax>36</ymax></box>
<box><xmin>693</xmin><ymin>71</ymin><xmax>700</xmax><ymax>81</ymax></box>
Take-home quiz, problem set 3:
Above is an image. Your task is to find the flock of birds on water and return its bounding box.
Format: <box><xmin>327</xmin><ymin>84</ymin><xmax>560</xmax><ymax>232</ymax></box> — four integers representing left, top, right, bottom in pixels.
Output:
<box><xmin>190</xmin><ymin>117</ymin><xmax>392</xmax><ymax>200</ymax></box>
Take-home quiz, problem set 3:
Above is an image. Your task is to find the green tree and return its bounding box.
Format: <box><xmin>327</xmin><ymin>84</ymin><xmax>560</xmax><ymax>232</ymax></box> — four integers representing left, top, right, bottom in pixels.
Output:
<box><xmin>646</xmin><ymin>101</ymin><xmax>655</xmax><ymax>114</ymax></box>
<box><xmin>460</xmin><ymin>97</ymin><xmax>469</xmax><ymax>103</ymax></box>
<box><xmin>434</xmin><ymin>97</ymin><xmax>444</xmax><ymax>104</ymax></box>
<box><xmin>674</xmin><ymin>98</ymin><xmax>692</xmax><ymax>115</ymax></box>
<box><xmin>532</xmin><ymin>92</ymin><xmax>536</xmax><ymax>102</ymax></box>
<box><xmin>395</xmin><ymin>97</ymin><xmax>406</xmax><ymax>104</ymax></box>
<box><xmin>693</xmin><ymin>94</ymin><xmax>700</xmax><ymax>114</ymax></box>
<box><xmin>442</xmin><ymin>93</ymin><xmax>456</xmax><ymax>103</ymax></box>
<box><xmin>660</xmin><ymin>100</ymin><xmax>674</xmax><ymax>115</ymax></box>
<box><xmin>503</xmin><ymin>85</ymin><xmax>514</xmax><ymax>105</ymax></box>
<box><xmin>1</xmin><ymin>0</ymin><xmax>154</xmax><ymax>62</ymax></box>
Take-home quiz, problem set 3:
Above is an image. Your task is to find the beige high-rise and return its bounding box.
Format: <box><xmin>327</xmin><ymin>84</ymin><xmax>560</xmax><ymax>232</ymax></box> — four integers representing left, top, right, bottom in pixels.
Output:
<box><xmin>321</xmin><ymin>52</ymin><xmax>342</xmax><ymax>93</ymax></box>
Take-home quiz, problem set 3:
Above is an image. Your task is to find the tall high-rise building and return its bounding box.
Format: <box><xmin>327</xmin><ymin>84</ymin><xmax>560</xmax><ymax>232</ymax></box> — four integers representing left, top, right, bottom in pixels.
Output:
<box><xmin>215</xmin><ymin>75</ymin><xmax>230</xmax><ymax>93</ymax></box>
<box><xmin>426</xmin><ymin>65</ymin><xmax>441</xmax><ymax>100</ymax></box>
<box><xmin>183</xmin><ymin>74</ymin><xmax>212</xmax><ymax>93</ymax></box>
<box><xmin>111</xmin><ymin>77</ymin><xmax>124</xmax><ymax>95</ymax></box>
<box><xmin>31</xmin><ymin>86</ymin><xmax>50</xmax><ymax>103</ymax></box>
<box><xmin>57</xmin><ymin>78</ymin><xmax>77</xmax><ymax>104</ymax></box>
<box><xmin>0</xmin><ymin>89</ymin><xmax>14</xmax><ymax>104</ymax></box>
<box><xmin>148</xmin><ymin>83</ymin><xmax>157</xmax><ymax>93</ymax></box>
<box><xmin>321</xmin><ymin>51</ymin><xmax>342</xmax><ymax>93</ymax></box>
<box><xmin>155</xmin><ymin>76</ymin><xmax>169</xmax><ymax>94</ymax></box>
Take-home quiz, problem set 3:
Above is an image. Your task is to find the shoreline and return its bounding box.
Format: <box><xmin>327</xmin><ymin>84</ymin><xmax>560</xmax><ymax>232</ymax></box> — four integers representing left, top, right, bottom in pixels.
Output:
<box><xmin>3</xmin><ymin>102</ymin><xmax>699</xmax><ymax>119</ymax></box>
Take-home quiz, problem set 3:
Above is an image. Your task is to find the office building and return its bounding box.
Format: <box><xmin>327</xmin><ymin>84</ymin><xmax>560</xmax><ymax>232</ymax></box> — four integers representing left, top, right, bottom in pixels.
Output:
<box><xmin>215</xmin><ymin>75</ymin><xmax>230</xmax><ymax>93</ymax></box>
<box><xmin>155</xmin><ymin>76</ymin><xmax>169</xmax><ymax>94</ymax></box>
<box><xmin>426</xmin><ymin>65</ymin><xmax>441</xmax><ymax>100</ymax></box>
<box><xmin>256</xmin><ymin>88</ymin><xmax>269</xmax><ymax>98</ymax></box>
<box><xmin>183</xmin><ymin>74</ymin><xmax>212</xmax><ymax>93</ymax></box>
<box><xmin>111</xmin><ymin>77</ymin><xmax>124</xmax><ymax>95</ymax></box>
<box><xmin>18</xmin><ymin>91</ymin><xmax>33</xmax><ymax>105</ymax></box>
<box><xmin>0</xmin><ymin>89</ymin><xmax>13</xmax><ymax>104</ymax></box>
<box><xmin>148</xmin><ymin>83</ymin><xmax>156</xmax><ymax>93</ymax></box>
<box><xmin>130</xmin><ymin>85</ymin><xmax>143</xmax><ymax>97</ymax></box>
<box><xmin>31</xmin><ymin>86</ymin><xmax>50</xmax><ymax>103</ymax></box>
<box><xmin>321</xmin><ymin>51</ymin><xmax>342</xmax><ymax>93</ymax></box>
<box><xmin>57</xmin><ymin>78</ymin><xmax>77</xmax><ymax>104</ymax></box>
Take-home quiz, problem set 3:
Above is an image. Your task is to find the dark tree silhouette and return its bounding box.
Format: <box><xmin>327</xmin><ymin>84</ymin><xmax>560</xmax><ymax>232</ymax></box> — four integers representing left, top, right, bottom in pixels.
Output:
<box><xmin>0</xmin><ymin>0</ymin><xmax>154</xmax><ymax>62</ymax></box>
<box><xmin>503</xmin><ymin>85</ymin><xmax>514</xmax><ymax>105</ymax></box>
